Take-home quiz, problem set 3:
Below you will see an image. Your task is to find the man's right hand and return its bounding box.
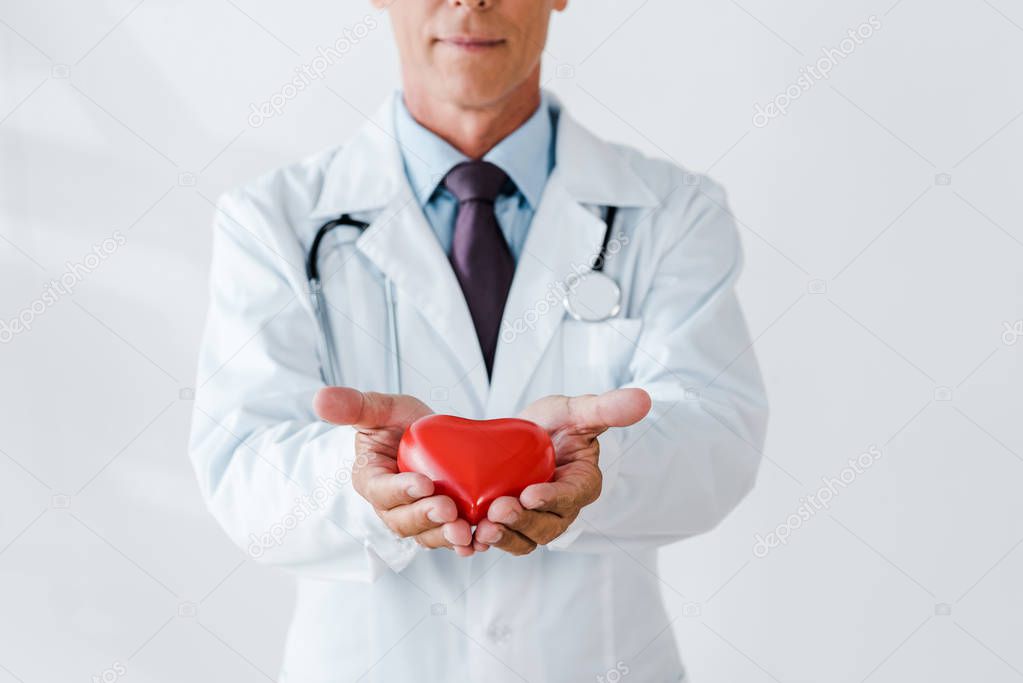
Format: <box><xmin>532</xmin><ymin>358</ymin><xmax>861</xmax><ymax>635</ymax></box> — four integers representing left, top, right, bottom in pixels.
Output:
<box><xmin>313</xmin><ymin>387</ymin><xmax>476</xmax><ymax>556</ymax></box>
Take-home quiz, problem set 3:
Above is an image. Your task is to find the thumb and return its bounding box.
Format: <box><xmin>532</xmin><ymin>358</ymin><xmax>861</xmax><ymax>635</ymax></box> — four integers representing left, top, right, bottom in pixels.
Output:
<box><xmin>523</xmin><ymin>387</ymin><xmax>652</xmax><ymax>432</ymax></box>
<box><xmin>593</xmin><ymin>387</ymin><xmax>652</xmax><ymax>428</ymax></box>
<box><xmin>313</xmin><ymin>387</ymin><xmax>431</xmax><ymax>429</ymax></box>
<box><xmin>574</xmin><ymin>387</ymin><xmax>652</xmax><ymax>430</ymax></box>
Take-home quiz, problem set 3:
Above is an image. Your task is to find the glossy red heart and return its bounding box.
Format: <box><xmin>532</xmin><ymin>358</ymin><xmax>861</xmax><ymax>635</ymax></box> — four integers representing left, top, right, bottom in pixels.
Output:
<box><xmin>397</xmin><ymin>415</ymin><xmax>556</xmax><ymax>525</ymax></box>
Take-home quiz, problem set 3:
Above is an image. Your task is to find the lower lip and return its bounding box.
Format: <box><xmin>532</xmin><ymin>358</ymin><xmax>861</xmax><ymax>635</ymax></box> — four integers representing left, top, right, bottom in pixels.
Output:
<box><xmin>439</xmin><ymin>40</ymin><xmax>505</xmax><ymax>52</ymax></box>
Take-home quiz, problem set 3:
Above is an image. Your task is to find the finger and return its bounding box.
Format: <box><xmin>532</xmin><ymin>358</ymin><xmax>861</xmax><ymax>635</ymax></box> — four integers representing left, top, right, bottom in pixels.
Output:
<box><xmin>379</xmin><ymin>495</ymin><xmax>458</xmax><ymax>537</ymax></box>
<box><xmin>413</xmin><ymin>520</ymin><xmax>474</xmax><ymax>552</ymax></box>
<box><xmin>487</xmin><ymin>496</ymin><xmax>526</xmax><ymax>523</ymax></box>
<box><xmin>413</xmin><ymin>525</ymin><xmax>447</xmax><ymax>549</ymax></box>
<box><xmin>520</xmin><ymin>460</ymin><xmax>602</xmax><ymax>513</ymax></box>
<box><xmin>359</xmin><ymin>470</ymin><xmax>435</xmax><ymax>510</ymax></box>
<box><xmin>474</xmin><ymin>519</ymin><xmax>501</xmax><ymax>545</ymax></box>
<box><xmin>314</xmin><ymin>387</ymin><xmax>431</xmax><ymax>429</ymax></box>
<box><xmin>442</xmin><ymin>519</ymin><xmax>473</xmax><ymax>547</ymax></box>
<box><xmin>488</xmin><ymin>497</ymin><xmax>565</xmax><ymax>546</ymax></box>
<box><xmin>474</xmin><ymin>519</ymin><xmax>537</xmax><ymax>556</ymax></box>
<box><xmin>520</xmin><ymin>458</ymin><xmax>603</xmax><ymax>512</ymax></box>
<box><xmin>520</xmin><ymin>388</ymin><xmax>651</xmax><ymax>433</ymax></box>
<box><xmin>472</xmin><ymin>539</ymin><xmax>490</xmax><ymax>552</ymax></box>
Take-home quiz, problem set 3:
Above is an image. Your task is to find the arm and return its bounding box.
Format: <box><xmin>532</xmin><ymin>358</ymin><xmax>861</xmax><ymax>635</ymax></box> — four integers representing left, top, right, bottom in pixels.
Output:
<box><xmin>188</xmin><ymin>190</ymin><xmax>469</xmax><ymax>582</ymax></box>
<box><xmin>479</xmin><ymin>179</ymin><xmax>768</xmax><ymax>554</ymax></box>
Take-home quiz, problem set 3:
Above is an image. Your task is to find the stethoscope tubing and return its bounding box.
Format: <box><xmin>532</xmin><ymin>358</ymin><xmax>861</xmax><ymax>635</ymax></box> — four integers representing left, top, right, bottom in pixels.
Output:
<box><xmin>307</xmin><ymin>207</ymin><xmax>619</xmax><ymax>390</ymax></box>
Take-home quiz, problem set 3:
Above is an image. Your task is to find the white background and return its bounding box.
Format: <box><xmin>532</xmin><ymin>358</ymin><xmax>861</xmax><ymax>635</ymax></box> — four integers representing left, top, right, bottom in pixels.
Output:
<box><xmin>2</xmin><ymin>1</ymin><xmax>1022</xmax><ymax>681</ymax></box>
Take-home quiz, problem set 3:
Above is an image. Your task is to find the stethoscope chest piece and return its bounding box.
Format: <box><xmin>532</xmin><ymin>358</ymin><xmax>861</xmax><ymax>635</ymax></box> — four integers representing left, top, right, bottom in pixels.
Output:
<box><xmin>563</xmin><ymin>271</ymin><xmax>621</xmax><ymax>322</ymax></box>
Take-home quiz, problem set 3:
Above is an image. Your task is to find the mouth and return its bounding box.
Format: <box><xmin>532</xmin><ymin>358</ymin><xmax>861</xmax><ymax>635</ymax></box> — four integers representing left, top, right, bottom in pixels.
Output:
<box><xmin>435</xmin><ymin>35</ymin><xmax>507</xmax><ymax>51</ymax></box>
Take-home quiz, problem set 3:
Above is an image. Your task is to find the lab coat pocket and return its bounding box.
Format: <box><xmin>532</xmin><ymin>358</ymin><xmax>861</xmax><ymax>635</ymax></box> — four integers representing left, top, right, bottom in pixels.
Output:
<box><xmin>559</xmin><ymin>317</ymin><xmax>643</xmax><ymax>396</ymax></box>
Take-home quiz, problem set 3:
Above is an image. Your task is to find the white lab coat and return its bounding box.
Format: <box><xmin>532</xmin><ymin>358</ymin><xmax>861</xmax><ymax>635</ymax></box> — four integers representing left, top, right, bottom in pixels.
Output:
<box><xmin>189</xmin><ymin>92</ymin><xmax>768</xmax><ymax>683</ymax></box>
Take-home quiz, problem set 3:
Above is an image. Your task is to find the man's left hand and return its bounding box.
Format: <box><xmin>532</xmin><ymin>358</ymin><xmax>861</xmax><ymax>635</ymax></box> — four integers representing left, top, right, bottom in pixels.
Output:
<box><xmin>473</xmin><ymin>388</ymin><xmax>651</xmax><ymax>555</ymax></box>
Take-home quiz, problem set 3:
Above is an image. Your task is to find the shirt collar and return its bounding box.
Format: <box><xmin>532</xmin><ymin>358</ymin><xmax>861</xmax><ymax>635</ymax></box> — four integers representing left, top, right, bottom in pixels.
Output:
<box><xmin>393</xmin><ymin>90</ymin><xmax>554</xmax><ymax>209</ymax></box>
<box><xmin>309</xmin><ymin>91</ymin><xmax>659</xmax><ymax>223</ymax></box>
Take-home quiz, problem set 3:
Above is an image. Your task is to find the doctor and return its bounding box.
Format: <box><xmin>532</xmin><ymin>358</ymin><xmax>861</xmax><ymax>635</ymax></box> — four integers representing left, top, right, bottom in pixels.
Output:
<box><xmin>190</xmin><ymin>0</ymin><xmax>768</xmax><ymax>681</ymax></box>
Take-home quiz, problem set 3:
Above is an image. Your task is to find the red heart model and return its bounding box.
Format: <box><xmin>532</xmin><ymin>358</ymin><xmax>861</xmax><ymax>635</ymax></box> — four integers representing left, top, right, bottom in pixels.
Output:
<box><xmin>397</xmin><ymin>415</ymin><xmax>556</xmax><ymax>525</ymax></box>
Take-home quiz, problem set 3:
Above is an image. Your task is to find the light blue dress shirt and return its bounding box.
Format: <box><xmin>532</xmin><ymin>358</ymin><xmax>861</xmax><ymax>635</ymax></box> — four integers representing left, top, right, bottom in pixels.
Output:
<box><xmin>392</xmin><ymin>92</ymin><xmax>556</xmax><ymax>262</ymax></box>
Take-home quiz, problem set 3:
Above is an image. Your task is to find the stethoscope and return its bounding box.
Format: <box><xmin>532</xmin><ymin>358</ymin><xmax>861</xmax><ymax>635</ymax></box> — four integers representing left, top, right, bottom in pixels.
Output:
<box><xmin>306</xmin><ymin>205</ymin><xmax>621</xmax><ymax>389</ymax></box>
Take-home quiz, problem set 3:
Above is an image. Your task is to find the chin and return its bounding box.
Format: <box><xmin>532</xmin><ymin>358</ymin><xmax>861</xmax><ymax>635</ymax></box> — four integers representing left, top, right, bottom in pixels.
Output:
<box><xmin>437</xmin><ymin>73</ymin><xmax>519</xmax><ymax>109</ymax></box>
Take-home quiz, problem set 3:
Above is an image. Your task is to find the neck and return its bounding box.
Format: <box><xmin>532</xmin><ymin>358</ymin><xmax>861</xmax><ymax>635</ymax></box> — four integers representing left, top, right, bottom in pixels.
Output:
<box><xmin>402</xmin><ymin>70</ymin><xmax>542</xmax><ymax>159</ymax></box>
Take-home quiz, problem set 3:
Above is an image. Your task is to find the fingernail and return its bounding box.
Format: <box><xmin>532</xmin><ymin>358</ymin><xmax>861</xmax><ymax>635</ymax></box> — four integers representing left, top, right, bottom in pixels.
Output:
<box><xmin>502</xmin><ymin>510</ymin><xmax>519</xmax><ymax>525</ymax></box>
<box><xmin>406</xmin><ymin>484</ymin><xmax>426</xmax><ymax>498</ymax></box>
<box><xmin>427</xmin><ymin>508</ymin><xmax>447</xmax><ymax>523</ymax></box>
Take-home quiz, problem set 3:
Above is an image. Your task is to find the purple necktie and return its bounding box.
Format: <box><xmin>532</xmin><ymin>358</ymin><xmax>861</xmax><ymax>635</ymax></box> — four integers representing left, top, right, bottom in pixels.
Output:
<box><xmin>443</xmin><ymin>160</ymin><xmax>515</xmax><ymax>378</ymax></box>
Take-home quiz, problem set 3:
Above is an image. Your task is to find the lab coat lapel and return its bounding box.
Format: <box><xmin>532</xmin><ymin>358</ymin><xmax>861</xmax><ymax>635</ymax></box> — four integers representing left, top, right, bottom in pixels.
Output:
<box><xmin>354</xmin><ymin>183</ymin><xmax>491</xmax><ymax>412</ymax></box>
<box><xmin>485</xmin><ymin>102</ymin><xmax>660</xmax><ymax>418</ymax></box>
<box><xmin>486</xmin><ymin>172</ymin><xmax>608</xmax><ymax>418</ymax></box>
<box><xmin>310</xmin><ymin>94</ymin><xmax>489</xmax><ymax>409</ymax></box>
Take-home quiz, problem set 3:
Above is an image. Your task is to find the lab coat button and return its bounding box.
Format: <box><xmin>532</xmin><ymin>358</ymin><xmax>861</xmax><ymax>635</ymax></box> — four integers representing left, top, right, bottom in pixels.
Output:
<box><xmin>485</xmin><ymin>621</ymin><xmax>513</xmax><ymax>645</ymax></box>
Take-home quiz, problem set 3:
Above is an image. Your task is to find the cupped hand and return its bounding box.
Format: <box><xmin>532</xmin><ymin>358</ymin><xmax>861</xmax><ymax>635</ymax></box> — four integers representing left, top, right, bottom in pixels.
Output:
<box><xmin>314</xmin><ymin>387</ymin><xmax>476</xmax><ymax>556</ymax></box>
<box><xmin>473</xmin><ymin>388</ymin><xmax>651</xmax><ymax>555</ymax></box>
